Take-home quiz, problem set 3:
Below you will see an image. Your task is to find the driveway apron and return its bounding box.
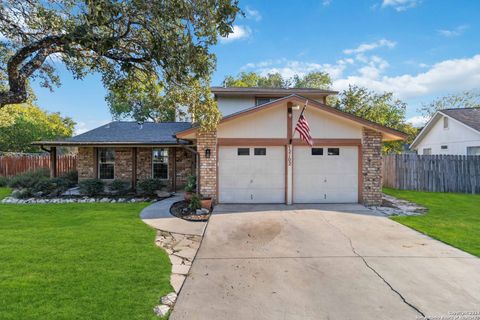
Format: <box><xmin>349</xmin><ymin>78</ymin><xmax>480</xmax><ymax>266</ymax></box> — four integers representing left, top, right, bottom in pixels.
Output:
<box><xmin>171</xmin><ymin>204</ymin><xmax>480</xmax><ymax>320</ymax></box>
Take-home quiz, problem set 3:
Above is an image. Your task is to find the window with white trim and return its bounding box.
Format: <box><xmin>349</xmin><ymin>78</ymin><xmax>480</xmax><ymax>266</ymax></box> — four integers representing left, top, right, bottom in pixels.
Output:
<box><xmin>98</xmin><ymin>148</ymin><xmax>115</xmax><ymax>180</ymax></box>
<box><xmin>255</xmin><ymin>97</ymin><xmax>280</xmax><ymax>106</ymax></box>
<box><xmin>423</xmin><ymin>148</ymin><xmax>432</xmax><ymax>155</ymax></box>
<box><xmin>152</xmin><ymin>148</ymin><xmax>169</xmax><ymax>179</ymax></box>
<box><xmin>443</xmin><ymin>117</ymin><xmax>449</xmax><ymax>129</ymax></box>
<box><xmin>467</xmin><ymin>146</ymin><xmax>480</xmax><ymax>156</ymax></box>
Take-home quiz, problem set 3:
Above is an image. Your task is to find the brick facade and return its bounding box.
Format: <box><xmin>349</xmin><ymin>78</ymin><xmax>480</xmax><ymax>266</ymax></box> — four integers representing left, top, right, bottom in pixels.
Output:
<box><xmin>136</xmin><ymin>147</ymin><xmax>152</xmax><ymax>181</ymax></box>
<box><xmin>197</xmin><ymin>132</ymin><xmax>217</xmax><ymax>200</ymax></box>
<box><xmin>78</xmin><ymin>147</ymin><xmax>96</xmax><ymax>180</ymax></box>
<box><xmin>361</xmin><ymin>128</ymin><xmax>383</xmax><ymax>206</ymax></box>
<box><xmin>114</xmin><ymin>148</ymin><xmax>133</xmax><ymax>181</ymax></box>
<box><xmin>75</xmin><ymin>146</ymin><xmax>194</xmax><ymax>191</ymax></box>
<box><xmin>175</xmin><ymin>148</ymin><xmax>195</xmax><ymax>189</ymax></box>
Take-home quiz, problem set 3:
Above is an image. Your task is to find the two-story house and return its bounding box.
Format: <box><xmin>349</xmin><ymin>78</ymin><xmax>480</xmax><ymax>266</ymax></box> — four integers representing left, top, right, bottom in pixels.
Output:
<box><xmin>35</xmin><ymin>87</ymin><xmax>406</xmax><ymax>206</ymax></box>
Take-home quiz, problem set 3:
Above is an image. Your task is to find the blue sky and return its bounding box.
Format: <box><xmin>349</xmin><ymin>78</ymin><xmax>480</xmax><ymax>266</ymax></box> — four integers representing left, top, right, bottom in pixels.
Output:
<box><xmin>32</xmin><ymin>0</ymin><xmax>480</xmax><ymax>133</ymax></box>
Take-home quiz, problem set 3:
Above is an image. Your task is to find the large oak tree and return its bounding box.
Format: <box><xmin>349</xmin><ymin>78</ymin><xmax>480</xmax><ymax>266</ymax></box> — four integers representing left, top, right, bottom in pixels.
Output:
<box><xmin>0</xmin><ymin>0</ymin><xmax>240</xmax><ymax>128</ymax></box>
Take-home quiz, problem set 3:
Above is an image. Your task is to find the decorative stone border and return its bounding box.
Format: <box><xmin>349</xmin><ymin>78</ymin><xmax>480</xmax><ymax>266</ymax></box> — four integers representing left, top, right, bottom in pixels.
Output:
<box><xmin>1</xmin><ymin>196</ymin><xmax>155</xmax><ymax>204</ymax></box>
<box><xmin>152</xmin><ymin>230</ymin><xmax>203</xmax><ymax>317</ymax></box>
<box><xmin>369</xmin><ymin>194</ymin><xmax>427</xmax><ymax>216</ymax></box>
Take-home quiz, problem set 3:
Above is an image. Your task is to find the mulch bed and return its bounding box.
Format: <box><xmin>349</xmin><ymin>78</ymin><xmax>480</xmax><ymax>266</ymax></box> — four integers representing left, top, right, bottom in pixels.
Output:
<box><xmin>170</xmin><ymin>200</ymin><xmax>211</xmax><ymax>222</ymax></box>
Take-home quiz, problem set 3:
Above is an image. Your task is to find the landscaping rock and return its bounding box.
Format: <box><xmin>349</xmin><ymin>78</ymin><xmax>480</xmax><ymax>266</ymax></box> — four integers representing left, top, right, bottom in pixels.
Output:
<box><xmin>160</xmin><ymin>292</ymin><xmax>177</xmax><ymax>306</ymax></box>
<box><xmin>370</xmin><ymin>194</ymin><xmax>427</xmax><ymax>216</ymax></box>
<box><xmin>195</xmin><ymin>208</ymin><xmax>209</xmax><ymax>215</ymax></box>
<box><xmin>153</xmin><ymin>304</ymin><xmax>170</xmax><ymax>317</ymax></box>
<box><xmin>156</xmin><ymin>190</ymin><xmax>171</xmax><ymax>198</ymax></box>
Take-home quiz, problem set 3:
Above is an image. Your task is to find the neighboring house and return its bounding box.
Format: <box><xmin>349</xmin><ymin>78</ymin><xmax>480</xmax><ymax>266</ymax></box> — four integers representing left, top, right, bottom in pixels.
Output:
<box><xmin>35</xmin><ymin>87</ymin><xmax>406</xmax><ymax>206</ymax></box>
<box><xmin>410</xmin><ymin>108</ymin><xmax>480</xmax><ymax>156</ymax></box>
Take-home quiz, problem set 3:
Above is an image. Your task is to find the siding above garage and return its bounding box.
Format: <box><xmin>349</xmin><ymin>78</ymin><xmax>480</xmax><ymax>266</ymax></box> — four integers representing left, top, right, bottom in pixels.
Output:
<box><xmin>292</xmin><ymin>106</ymin><xmax>363</xmax><ymax>139</ymax></box>
<box><xmin>217</xmin><ymin>103</ymin><xmax>287</xmax><ymax>138</ymax></box>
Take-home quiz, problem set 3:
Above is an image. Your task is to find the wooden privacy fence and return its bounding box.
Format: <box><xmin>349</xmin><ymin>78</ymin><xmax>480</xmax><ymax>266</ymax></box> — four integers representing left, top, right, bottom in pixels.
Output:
<box><xmin>383</xmin><ymin>154</ymin><xmax>480</xmax><ymax>194</ymax></box>
<box><xmin>0</xmin><ymin>154</ymin><xmax>77</xmax><ymax>177</ymax></box>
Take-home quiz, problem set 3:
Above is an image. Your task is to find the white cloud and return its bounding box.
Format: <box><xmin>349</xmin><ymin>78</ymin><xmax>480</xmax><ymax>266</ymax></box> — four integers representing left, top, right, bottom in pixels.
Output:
<box><xmin>381</xmin><ymin>0</ymin><xmax>421</xmax><ymax>11</ymax></box>
<box><xmin>333</xmin><ymin>54</ymin><xmax>480</xmax><ymax>99</ymax></box>
<box><xmin>343</xmin><ymin>39</ymin><xmax>396</xmax><ymax>55</ymax></box>
<box><xmin>242</xmin><ymin>58</ymin><xmax>350</xmax><ymax>80</ymax></box>
<box><xmin>438</xmin><ymin>25</ymin><xmax>468</xmax><ymax>37</ymax></box>
<box><xmin>245</xmin><ymin>6</ymin><xmax>262</xmax><ymax>21</ymax></box>
<box><xmin>322</xmin><ymin>0</ymin><xmax>332</xmax><ymax>6</ymax></box>
<box><xmin>406</xmin><ymin>115</ymin><xmax>429</xmax><ymax>127</ymax></box>
<box><xmin>220</xmin><ymin>25</ymin><xmax>251</xmax><ymax>43</ymax></box>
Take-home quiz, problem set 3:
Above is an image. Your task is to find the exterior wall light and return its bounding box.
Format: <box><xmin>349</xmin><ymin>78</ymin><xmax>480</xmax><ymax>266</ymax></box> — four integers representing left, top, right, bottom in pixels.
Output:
<box><xmin>205</xmin><ymin>148</ymin><xmax>211</xmax><ymax>158</ymax></box>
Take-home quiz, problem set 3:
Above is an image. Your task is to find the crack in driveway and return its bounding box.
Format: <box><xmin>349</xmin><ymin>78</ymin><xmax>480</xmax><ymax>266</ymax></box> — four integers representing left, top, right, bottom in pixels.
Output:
<box><xmin>320</xmin><ymin>214</ymin><xmax>426</xmax><ymax>318</ymax></box>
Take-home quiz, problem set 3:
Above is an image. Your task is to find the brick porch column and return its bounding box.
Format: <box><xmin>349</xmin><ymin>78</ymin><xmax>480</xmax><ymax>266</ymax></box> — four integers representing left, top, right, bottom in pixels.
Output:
<box><xmin>361</xmin><ymin>128</ymin><xmax>383</xmax><ymax>206</ymax></box>
<box><xmin>197</xmin><ymin>131</ymin><xmax>217</xmax><ymax>201</ymax></box>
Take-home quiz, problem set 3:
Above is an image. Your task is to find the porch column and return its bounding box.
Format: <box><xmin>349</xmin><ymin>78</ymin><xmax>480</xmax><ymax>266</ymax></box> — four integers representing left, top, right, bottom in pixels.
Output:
<box><xmin>361</xmin><ymin>128</ymin><xmax>383</xmax><ymax>206</ymax></box>
<box><xmin>197</xmin><ymin>132</ymin><xmax>217</xmax><ymax>201</ymax></box>
<box><xmin>50</xmin><ymin>147</ymin><xmax>57</xmax><ymax>178</ymax></box>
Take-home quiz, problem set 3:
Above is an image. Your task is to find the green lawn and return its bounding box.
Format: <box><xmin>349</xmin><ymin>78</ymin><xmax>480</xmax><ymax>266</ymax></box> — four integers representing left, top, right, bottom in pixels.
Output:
<box><xmin>384</xmin><ymin>188</ymin><xmax>480</xmax><ymax>257</ymax></box>
<box><xmin>0</xmin><ymin>198</ymin><xmax>171</xmax><ymax>320</ymax></box>
<box><xmin>0</xmin><ymin>187</ymin><xmax>12</xmax><ymax>200</ymax></box>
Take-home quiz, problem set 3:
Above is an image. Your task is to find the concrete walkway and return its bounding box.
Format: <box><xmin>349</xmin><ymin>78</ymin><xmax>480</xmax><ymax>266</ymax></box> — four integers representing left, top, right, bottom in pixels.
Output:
<box><xmin>171</xmin><ymin>204</ymin><xmax>480</xmax><ymax>320</ymax></box>
<box><xmin>140</xmin><ymin>194</ymin><xmax>207</xmax><ymax>236</ymax></box>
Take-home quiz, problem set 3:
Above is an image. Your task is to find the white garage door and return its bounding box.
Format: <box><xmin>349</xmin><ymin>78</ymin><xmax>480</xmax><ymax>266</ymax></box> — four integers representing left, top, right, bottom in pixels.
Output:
<box><xmin>218</xmin><ymin>146</ymin><xmax>285</xmax><ymax>203</ymax></box>
<box><xmin>293</xmin><ymin>146</ymin><xmax>358</xmax><ymax>203</ymax></box>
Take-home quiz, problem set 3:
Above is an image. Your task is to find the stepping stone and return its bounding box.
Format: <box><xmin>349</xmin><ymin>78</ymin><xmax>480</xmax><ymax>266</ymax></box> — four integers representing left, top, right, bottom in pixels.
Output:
<box><xmin>172</xmin><ymin>264</ymin><xmax>191</xmax><ymax>275</ymax></box>
<box><xmin>169</xmin><ymin>254</ymin><xmax>184</xmax><ymax>266</ymax></box>
<box><xmin>170</xmin><ymin>274</ymin><xmax>186</xmax><ymax>293</ymax></box>
<box><xmin>174</xmin><ymin>247</ymin><xmax>197</xmax><ymax>260</ymax></box>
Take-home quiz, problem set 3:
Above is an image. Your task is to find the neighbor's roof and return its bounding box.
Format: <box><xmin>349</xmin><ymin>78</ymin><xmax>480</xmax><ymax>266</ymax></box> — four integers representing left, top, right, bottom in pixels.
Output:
<box><xmin>440</xmin><ymin>108</ymin><xmax>480</xmax><ymax>132</ymax></box>
<box><xmin>33</xmin><ymin>121</ymin><xmax>192</xmax><ymax>146</ymax></box>
<box><xmin>211</xmin><ymin>86</ymin><xmax>337</xmax><ymax>98</ymax></box>
<box><xmin>410</xmin><ymin>108</ymin><xmax>480</xmax><ymax>149</ymax></box>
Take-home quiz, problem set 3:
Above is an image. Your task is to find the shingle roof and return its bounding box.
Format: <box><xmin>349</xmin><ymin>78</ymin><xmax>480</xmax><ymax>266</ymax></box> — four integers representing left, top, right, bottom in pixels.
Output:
<box><xmin>440</xmin><ymin>108</ymin><xmax>480</xmax><ymax>132</ymax></box>
<box><xmin>34</xmin><ymin>121</ymin><xmax>192</xmax><ymax>145</ymax></box>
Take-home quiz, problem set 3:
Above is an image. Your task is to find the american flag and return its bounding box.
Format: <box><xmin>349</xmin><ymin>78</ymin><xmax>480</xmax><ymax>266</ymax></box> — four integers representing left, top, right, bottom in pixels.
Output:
<box><xmin>295</xmin><ymin>107</ymin><xmax>313</xmax><ymax>146</ymax></box>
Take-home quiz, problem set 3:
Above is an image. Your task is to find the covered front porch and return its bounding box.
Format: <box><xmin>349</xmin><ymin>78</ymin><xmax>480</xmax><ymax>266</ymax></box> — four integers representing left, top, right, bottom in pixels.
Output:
<box><xmin>39</xmin><ymin>144</ymin><xmax>197</xmax><ymax>192</ymax></box>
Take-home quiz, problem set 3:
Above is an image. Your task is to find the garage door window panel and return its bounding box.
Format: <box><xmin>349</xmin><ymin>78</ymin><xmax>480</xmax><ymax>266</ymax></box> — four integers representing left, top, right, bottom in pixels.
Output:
<box><xmin>237</xmin><ymin>148</ymin><xmax>250</xmax><ymax>156</ymax></box>
<box><xmin>254</xmin><ymin>148</ymin><xmax>267</xmax><ymax>156</ymax></box>
<box><xmin>311</xmin><ymin>148</ymin><xmax>324</xmax><ymax>155</ymax></box>
<box><xmin>327</xmin><ymin>148</ymin><xmax>340</xmax><ymax>156</ymax></box>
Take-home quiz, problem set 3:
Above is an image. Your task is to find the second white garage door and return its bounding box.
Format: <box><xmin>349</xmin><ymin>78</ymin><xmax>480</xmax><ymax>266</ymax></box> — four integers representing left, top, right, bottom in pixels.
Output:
<box><xmin>218</xmin><ymin>146</ymin><xmax>285</xmax><ymax>203</ymax></box>
<box><xmin>293</xmin><ymin>146</ymin><xmax>358</xmax><ymax>203</ymax></box>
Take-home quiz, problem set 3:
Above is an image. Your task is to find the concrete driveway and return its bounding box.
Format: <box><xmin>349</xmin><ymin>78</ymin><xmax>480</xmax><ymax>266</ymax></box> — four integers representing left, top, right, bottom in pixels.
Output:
<box><xmin>171</xmin><ymin>204</ymin><xmax>480</xmax><ymax>320</ymax></box>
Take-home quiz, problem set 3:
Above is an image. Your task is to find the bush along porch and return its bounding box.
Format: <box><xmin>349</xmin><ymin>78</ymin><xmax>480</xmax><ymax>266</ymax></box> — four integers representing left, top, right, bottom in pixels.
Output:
<box><xmin>31</xmin><ymin>122</ymin><xmax>197</xmax><ymax>197</ymax></box>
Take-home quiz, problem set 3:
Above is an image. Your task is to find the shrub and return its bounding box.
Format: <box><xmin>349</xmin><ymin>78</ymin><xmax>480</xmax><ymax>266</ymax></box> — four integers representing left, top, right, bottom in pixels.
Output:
<box><xmin>78</xmin><ymin>179</ymin><xmax>105</xmax><ymax>197</ymax></box>
<box><xmin>110</xmin><ymin>180</ymin><xmax>131</xmax><ymax>195</ymax></box>
<box><xmin>8</xmin><ymin>168</ymin><xmax>50</xmax><ymax>189</ymax></box>
<box><xmin>137</xmin><ymin>179</ymin><xmax>165</xmax><ymax>195</ymax></box>
<box><xmin>184</xmin><ymin>174</ymin><xmax>196</xmax><ymax>193</ymax></box>
<box><xmin>61</xmin><ymin>170</ymin><xmax>78</xmax><ymax>186</ymax></box>
<box><xmin>0</xmin><ymin>176</ymin><xmax>9</xmax><ymax>187</ymax></box>
<box><xmin>13</xmin><ymin>188</ymin><xmax>34</xmax><ymax>199</ymax></box>
<box><xmin>32</xmin><ymin>177</ymin><xmax>71</xmax><ymax>197</ymax></box>
<box><xmin>188</xmin><ymin>193</ymin><xmax>201</xmax><ymax>211</ymax></box>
